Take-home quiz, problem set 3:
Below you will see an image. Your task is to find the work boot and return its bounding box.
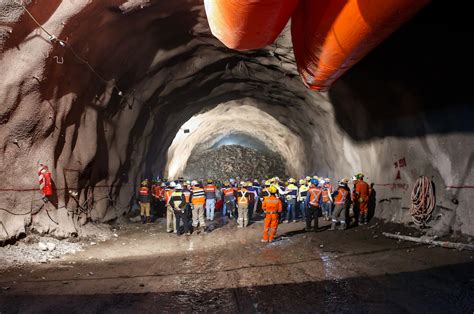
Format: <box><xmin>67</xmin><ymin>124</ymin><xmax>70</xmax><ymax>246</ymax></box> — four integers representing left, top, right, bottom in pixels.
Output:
<box><xmin>330</xmin><ymin>222</ymin><xmax>336</xmax><ymax>231</ymax></box>
<box><xmin>339</xmin><ymin>222</ymin><xmax>347</xmax><ymax>230</ymax></box>
<box><xmin>146</xmin><ymin>216</ymin><xmax>151</xmax><ymax>224</ymax></box>
<box><xmin>141</xmin><ymin>215</ymin><xmax>146</xmax><ymax>224</ymax></box>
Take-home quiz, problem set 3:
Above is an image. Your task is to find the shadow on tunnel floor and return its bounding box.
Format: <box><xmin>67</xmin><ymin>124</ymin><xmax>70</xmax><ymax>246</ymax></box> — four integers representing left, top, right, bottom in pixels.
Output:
<box><xmin>1</xmin><ymin>261</ymin><xmax>473</xmax><ymax>313</ymax></box>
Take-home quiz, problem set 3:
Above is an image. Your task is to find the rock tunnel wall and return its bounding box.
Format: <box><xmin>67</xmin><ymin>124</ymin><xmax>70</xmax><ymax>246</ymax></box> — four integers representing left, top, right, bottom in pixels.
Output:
<box><xmin>0</xmin><ymin>0</ymin><xmax>472</xmax><ymax>241</ymax></box>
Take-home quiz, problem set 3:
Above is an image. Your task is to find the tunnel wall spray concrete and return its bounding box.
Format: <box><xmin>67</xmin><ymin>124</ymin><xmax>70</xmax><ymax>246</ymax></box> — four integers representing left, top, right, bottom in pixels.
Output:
<box><xmin>0</xmin><ymin>0</ymin><xmax>472</xmax><ymax>241</ymax></box>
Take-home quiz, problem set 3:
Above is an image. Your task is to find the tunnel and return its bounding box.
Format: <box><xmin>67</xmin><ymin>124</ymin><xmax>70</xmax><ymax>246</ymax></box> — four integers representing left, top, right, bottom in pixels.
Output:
<box><xmin>0</xmin><ymin>0</ymin><xmax>473</xmax><ymax>312</ymax></box>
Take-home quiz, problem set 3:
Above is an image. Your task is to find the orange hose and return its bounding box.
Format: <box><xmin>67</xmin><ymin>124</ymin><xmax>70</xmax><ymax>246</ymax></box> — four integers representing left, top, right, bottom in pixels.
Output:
<box><xmin>291</xmin><ymin>0</ymin><xmax>430</xmax><ymax>91</ymax></box>
<box><xmin>204</xmin><ymin>0</ymin><xmax>299</xmax><ymax>51</ymax></box>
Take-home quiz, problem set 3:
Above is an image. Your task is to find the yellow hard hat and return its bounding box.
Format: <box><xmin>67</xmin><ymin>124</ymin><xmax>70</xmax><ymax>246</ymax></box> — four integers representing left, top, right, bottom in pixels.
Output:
<box><xmin>288</xmin><ymin>178</ymin><xmax>296</xmax><ymax>183</ymax></box>
<box><xmin>299</xmin><ymin>179</ymin><xmax>306</xmax><ymax>185</ymax></box>
<box><xmin>265</xmin><ymin>180</ymin><xmax>271</xmax><ymax>186</ymax></box>
<box><xmin>268</xmin><ymin>186</ymin><xmax>277</xmax><ymax>194</ymax></box>
<box><xmin>207</xmin><ymin>179</ymin><xmax>214</xmax><ymax>184</ymax></box>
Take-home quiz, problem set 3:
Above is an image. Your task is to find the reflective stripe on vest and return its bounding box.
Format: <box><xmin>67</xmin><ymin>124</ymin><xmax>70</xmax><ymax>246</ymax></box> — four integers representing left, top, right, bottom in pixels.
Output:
<box><xmin>335</xmin><ymin>188</ymin><xmax>349</xmax><ymax>204</ymax></box>
<box><xmin>309</xmin><ymin>188</ymin><xmax>321</xmax><ymax>205</ymax></box>
<box><xmin>238</xmin><ymin>190</ymin><xmax>248</xmax><ymax>204</ymax></box>
<box><xmin>139</xmin><ymin>187</ymin><xmax>148</xmax><ymax>196</ymax></box>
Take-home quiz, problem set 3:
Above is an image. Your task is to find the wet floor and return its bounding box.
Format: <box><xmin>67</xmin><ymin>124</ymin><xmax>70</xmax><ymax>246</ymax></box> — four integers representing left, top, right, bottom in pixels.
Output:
<box><xmin>1</xmin><ymin>218</ymin><xmax>473</xmax><ymax>313</ymax></box>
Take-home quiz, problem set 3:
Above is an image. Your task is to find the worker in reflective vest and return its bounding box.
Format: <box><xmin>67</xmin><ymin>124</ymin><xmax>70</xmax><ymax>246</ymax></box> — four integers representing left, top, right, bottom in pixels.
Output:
<box><xmin>284</xmin><ymin>178</ymin><xmax>298</xmax><ymax>223</ymax></box>
<box><xmin>261</xmin><ymin>186</ymin><xmax>283</xmax><ymax>243</ymax></box>
<box><xmin>222</xmin><ymin>182</ymin><xmax>236</xmax><ymax>218</ymax></box>
<box><xmin>355</xmin><ymin>173</ymin><xmax>370</xmax><ymax>225</ymax></box>
<box><xmin>138</xmin><ymin>180</ymin><xmax>151</xmax><ymax>224</ymax></box>
<box><xmin>204</xmin><ymin>179</ymin><xmax>217</xmax><ymax>221</ymax></box>
<box><xmin>237</xmin><ymin>182</ymin><xmax>250</xmax><ymax>228</ymax></box>
<box><xmin>305</xmin><ymin>179</ymin><xmax>322</xmax><ymax>232</ymax></box>
<box><xmin>297</xmin><ymin>179</ymin><xmax>308</xmax><ymax>220</ymax></box>
<box><xmin>321</xmin><ymin>179</ymin><xmax>333</xmax><ymax>221</ymax></box>
<box><xmin>191</xmin><ymin>181</ymin><xmax>206</xmax><ymax>231</ymax></box>
<box><xmin>330</xmin><ymin>178</ymin><xmax>352</xmax><ymax>230</ymax></box>
<box><xmin>170</xmin><ymin>184</ymin><xmax>190</xmax><ymax>235</ymax></box>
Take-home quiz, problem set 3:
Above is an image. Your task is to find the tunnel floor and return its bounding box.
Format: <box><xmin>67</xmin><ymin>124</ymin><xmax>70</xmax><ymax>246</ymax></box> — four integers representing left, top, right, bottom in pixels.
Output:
<box><xmin>1</xmin><ymin>219</ymin><xmax>473</xmax><ymax>313</ymax></box>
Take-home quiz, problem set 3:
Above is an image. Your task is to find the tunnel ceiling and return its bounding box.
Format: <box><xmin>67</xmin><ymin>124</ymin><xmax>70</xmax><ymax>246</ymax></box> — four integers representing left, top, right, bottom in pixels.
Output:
<box><xmin>0</xmin><ymin>0</ymin><xmax>473</xmax><ymax>241</ymax></box>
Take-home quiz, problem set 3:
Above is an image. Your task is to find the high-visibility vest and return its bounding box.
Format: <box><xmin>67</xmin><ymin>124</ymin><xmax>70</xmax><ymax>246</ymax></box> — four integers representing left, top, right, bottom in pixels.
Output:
<box><xmin>321</xmin><ymin>188</ymin><xmax>331</xmax><ymax>203</ymax></box>
<box><xmin>204</xmin><ymin>185</ymin><xmax>216</xmax><ymax>199</ymax></box>
<box><xmin>191</xmin><ymin>187</ymin><xmax>205</xmax><ymax>205</ymax></box>
<box><xmin>237</xmin><ymin>189</ymin><xmax>249</xmax><ymax>204</ymax></box>
<box><xmin>139</xmin><ymin>186</ymin><xmax>149</xmax><ymax>196</ymax></box>
<box><xmin>308</xmin><ymin>187</ymin><xmax>322</xmax><ymax>206</ymax></box>
<box><xmin>164</xmin><ymin>189</ymin><xmax>173</xmax><ymax>205</ymax></box>
<box><xmin>223</xmin><ymin>187</ymin><xmax>235</xmax><ymax>197</ymax></box>
<box><xmin>298</xmin><ymin>185</ymin><xmax>308</xmax><ymax>200</ymax></box>
<box><xmin>286</xmin><ymin>184</ymin><xmax>298</xmax><ymax>200</ymax></box>
<box><xmin>171</xmin><ymin>191</ymin><xmax>183</xmax><ymax>208</ymax></box>
<box><xmin>334</xmin><ymin>187</ymin><xmax>349</xmax><ymax>204</ymax></box>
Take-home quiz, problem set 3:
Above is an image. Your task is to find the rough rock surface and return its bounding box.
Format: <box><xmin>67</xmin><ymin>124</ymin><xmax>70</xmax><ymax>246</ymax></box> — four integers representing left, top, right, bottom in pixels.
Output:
<box><xmin>0</xmin><ymin>1</ymin><xmax>472</xmax><ymax>242</ymax></box>
<box><xmin>184</xmin><ymin>144</ymin><xmax>287</xmax><ymax>181</ymax></box>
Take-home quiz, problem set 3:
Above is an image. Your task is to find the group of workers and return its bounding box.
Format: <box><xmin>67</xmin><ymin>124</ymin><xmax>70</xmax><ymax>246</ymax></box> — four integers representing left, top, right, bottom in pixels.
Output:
<box><xmin>137</xmin><ymin>173</ymin><xmax>372</xmax><ymax>243</ymax></box>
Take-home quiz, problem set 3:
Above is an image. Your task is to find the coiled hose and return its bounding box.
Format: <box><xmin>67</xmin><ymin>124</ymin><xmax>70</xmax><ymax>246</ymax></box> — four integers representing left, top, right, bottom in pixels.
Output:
<box><xmin>410</xmin><ymin>176</ymin><xmax>436</xmax><ymax>226</ymax></box>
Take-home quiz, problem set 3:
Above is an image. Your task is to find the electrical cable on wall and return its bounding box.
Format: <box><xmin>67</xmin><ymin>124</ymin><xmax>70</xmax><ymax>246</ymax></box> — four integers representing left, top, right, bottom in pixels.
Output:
<box><xmin>410</xmin><ymin>176</ymin><xmax>436</xmax><ymax>227</ymax></box>
<box><xmin>17</xmin><ymin>1</ymin><xmax>137</xmax><ymax>109</ymax></box>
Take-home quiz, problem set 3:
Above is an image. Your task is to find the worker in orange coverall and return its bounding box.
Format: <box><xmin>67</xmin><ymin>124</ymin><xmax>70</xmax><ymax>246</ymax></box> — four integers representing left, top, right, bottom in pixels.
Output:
<box><xmin>355</xmin><ymin>173</ymin><xmax>370</xmax><ymax>225</ymax></box>
<box><xmin>261</xmin><ymin>186</ymin><xmax>283</xmax><ymax>243</ymax></box>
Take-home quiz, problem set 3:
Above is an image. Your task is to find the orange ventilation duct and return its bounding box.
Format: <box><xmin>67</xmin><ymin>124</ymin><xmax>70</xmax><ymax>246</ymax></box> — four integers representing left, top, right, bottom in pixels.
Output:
<box><xmin>291</xmin><ymin>0</ymin><xmax>430</xmax><ymax>91</ymax></box>
<box><xmin>204</xmin><ymin>0</ymin><xmax>299</xmax><ymax>51</ymax></box>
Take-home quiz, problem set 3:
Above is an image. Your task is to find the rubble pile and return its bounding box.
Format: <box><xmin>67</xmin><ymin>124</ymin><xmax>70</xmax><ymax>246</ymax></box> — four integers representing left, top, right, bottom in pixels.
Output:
<box><xmin>0</xmin><ymin>235</ymin><xmax>83</xmax><ymax>268</ymax></box>
<box><xmin>184</xmin><ymin>145</ymin><xmax>287</xmax><ymax>181</ymax></box>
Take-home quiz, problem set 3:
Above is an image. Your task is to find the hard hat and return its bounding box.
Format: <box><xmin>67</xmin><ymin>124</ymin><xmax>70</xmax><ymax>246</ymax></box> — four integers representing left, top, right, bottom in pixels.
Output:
<box><xmin>185</xmin><ymin>180</ymin><xmax>191</xmax><ymax>185</ymax></box>
<box><xmin>288</xmin><ymin>178</ymin><xmax>296</xmax><ymax>183</ymax></box>
<box><xmin>191</xmin><ymin>180</ymin><xmax>198</xmax><ymax>186</ymax></box>
<box><xmin>247</xmin><ymin>181</ymin><xmax>253</xmax><ymax>187</ymax></box>
<box><xmin>351</xmin><ymin>176</ymin><xmax>358</xmax><ymax>182</ymax></box>
<box><xmin>268</xmin><ymin>186</ymin><xmax>277</xmax><ymax>194</ymax></box>
<box><xmin>356</xmin><ymin>173</ymin><xmax>364</xmax><ymax>179</ymax></box>
<box><xmin>299</xmin><ymin>179</ymin><xmax>306</xmax><ymax>185</ymax></box>
<box><xmin>224</xmin><ymin>181</ymin><xmax>230</xmax><ymax>186</ymax></box>
<box><xmin>169</xmin><ymin>181</ymin><xmax>177</xmax><ymax>188</ymax></box>
<box><xmin>141</xmin><ymin>179</ymin><xmax>148</xmax><ymax>186</ymax></box>
<box><xmin>319</xmin><ymin>179</ymin><xmax>325</xmax><ymax>186</ymax></box>
<box><xmin>339</xmin><ymin>178</ymin><xmax>349</xmax><ymax>185</ymax></box>
<box><xmin>274</xmin><ymin>176</ymin><xmax>280</xmax><ymax>182</ymax></box>
<box><xmin>310</xmin><ymin>178</ymin><xmax>318</xmax><ymax>185</ymax></box>
<box><xmin>175</xmin><ymin>184</ymin><xmax>182</xmax><ymax>190</ymax></box>
<box><xmin>160</xmin><ymin>182</ymin><xmax>166</xmax><ymax>187</ymax></box>
<box><xmin>207</xmin><ymin>179</ymin><xmax>213</xmax><ymax>184</ymax></box>
<box><xmin>305</xmin><ymin>176</ymin><xmax>311</xmax><ymax>181</ymax></box>
<box><xmin>324</xmin><ymin>178</ymin><xmax>330</xmax><ymax>182</ymax></box>
<box><xmin>265</xmin><ymin>180</ymin><xmax>271</xmax><ymax>187</ymax></box>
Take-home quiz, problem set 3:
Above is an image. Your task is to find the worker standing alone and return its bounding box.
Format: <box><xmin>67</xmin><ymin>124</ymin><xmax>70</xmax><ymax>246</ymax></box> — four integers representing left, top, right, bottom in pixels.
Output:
<box><xmin>138</xmin><ymin>180</ymin><xmax>151</xmax><ymax>224</ymax></box>
<box><xmin>261</xmin><ymin>186</ymin><xmax>283</xmax><ymax>243</ymax></box>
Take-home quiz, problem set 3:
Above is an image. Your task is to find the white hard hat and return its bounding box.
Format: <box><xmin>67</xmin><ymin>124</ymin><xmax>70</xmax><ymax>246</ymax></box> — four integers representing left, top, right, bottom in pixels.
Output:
<box><xmin>191</xmin><ymin>180</ymin><xmax>198</xmax><ymax>186</ymax></box>
<box><xmin>319</xmin><ymin>179</ymin><xmax>325</xmax><ymax>186</ymax></box>
<box><xmin>175</xmin><ymin>184</ymin><xmax>182</xmax><ymax>190</ymax></box>
<box><xmin>351</xmin><ymin>176</ymin><xmax>357</xmax><ymax>181</ymax></box>
<box><xmin>169</xmin><ymin>181</ymin><xmax>177</xmax><ymax>188</ymax></box>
